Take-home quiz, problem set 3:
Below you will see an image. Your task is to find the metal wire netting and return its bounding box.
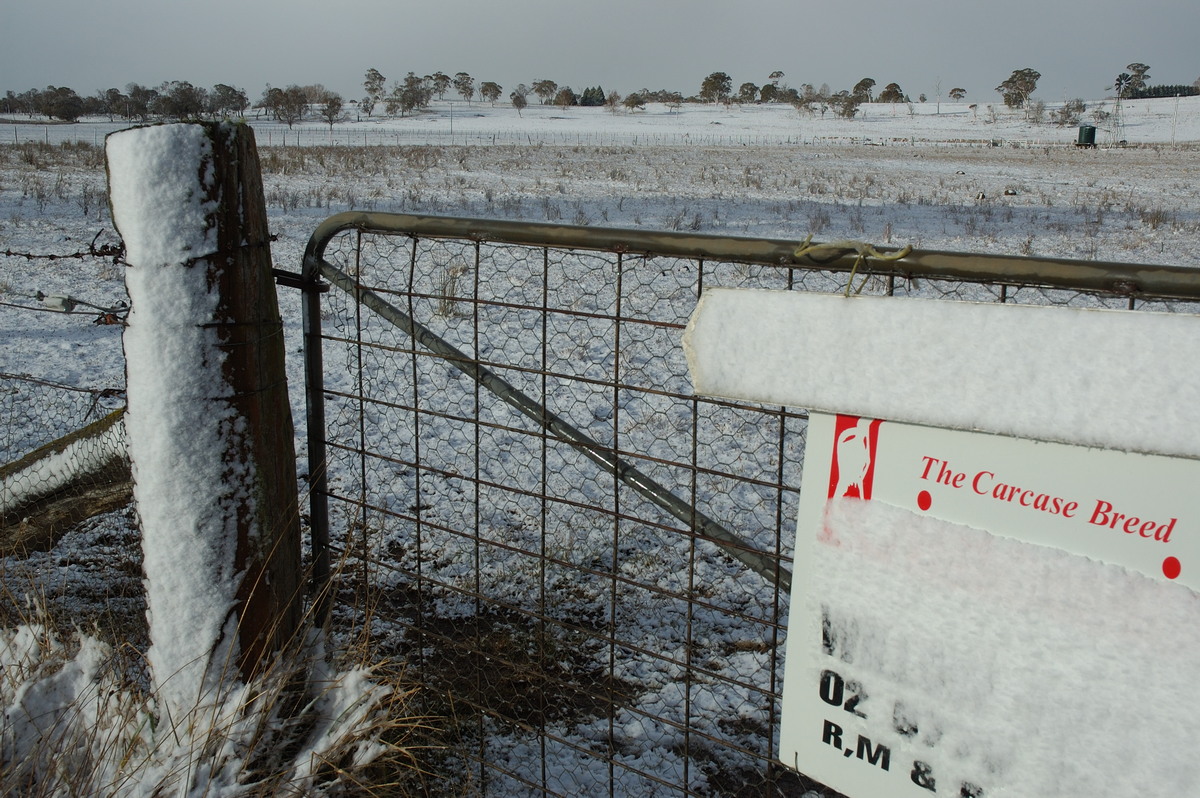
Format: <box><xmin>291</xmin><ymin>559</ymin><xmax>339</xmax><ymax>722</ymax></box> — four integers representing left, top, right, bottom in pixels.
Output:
<box><xmin>0</xmin><ymin>372</ymin><xmax>124</xmax><ymax>464</ymax></box>
<box><xmin>304</xmin><ymin>218</ymin><xmax>1200</xmax><ymax>797</ymax></box>
<box><xmin>0</xmin><ymin>299</ymin><xmax>128</xmax><ymax>555</ymax></box>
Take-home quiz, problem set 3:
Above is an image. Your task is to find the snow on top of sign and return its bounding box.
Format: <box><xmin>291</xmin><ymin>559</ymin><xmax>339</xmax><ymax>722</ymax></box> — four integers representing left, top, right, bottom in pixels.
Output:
<box><xmin>813</xmin><ymin>498</ymin><xmax>1200</xmax><ymax>796</ymax></box>
<box><xmin>684</xmin><ymin>289</ymin><xmax>1200</xmax><ymax>459</ymax></box>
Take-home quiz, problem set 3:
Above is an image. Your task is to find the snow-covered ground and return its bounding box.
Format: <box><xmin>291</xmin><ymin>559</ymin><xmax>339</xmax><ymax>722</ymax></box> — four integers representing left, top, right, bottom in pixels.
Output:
<box><xmin>2</xmin><ymin>97</ymin><xmax>1199</xmax><ymax>796</ymax></box>
<box><xmin>7</xmin><ymin>95</ymin><xmax>1200</xmax><ymax>149</ymax></box>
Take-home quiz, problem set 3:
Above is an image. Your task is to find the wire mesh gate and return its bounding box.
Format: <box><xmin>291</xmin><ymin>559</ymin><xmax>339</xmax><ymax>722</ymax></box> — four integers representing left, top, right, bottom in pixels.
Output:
<box><xmin>299</xmin><ymin>214</ymin><xmax>1200</xmax><ymax>796</ymax></box>
<box><xmin>0</xmin><ymin>302</ymin><xmax>128</xmax><ymax>557</ymax></box>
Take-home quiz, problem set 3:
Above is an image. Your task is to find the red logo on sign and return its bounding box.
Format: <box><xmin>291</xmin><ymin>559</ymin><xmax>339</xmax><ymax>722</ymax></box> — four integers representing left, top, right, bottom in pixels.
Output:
<box><xmin>829</xmin><ymin>415</ymin><xmax>883</xmax><ymax>500</ymax></box>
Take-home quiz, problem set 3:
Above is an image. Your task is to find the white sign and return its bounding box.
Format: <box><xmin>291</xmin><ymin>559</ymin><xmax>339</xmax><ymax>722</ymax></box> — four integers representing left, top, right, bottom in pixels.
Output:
<box><xmin>780</xmin><ymin>412</ymin><xmax>1200</xmax><ymax>797</ymax></box>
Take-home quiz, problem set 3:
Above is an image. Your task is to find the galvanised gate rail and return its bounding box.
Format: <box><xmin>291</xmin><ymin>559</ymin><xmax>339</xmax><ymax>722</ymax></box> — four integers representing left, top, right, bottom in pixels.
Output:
<box><xmin>298</xmin><ymin>213</ymin><xmax>1200</xmax><ymax>796</ymax></box>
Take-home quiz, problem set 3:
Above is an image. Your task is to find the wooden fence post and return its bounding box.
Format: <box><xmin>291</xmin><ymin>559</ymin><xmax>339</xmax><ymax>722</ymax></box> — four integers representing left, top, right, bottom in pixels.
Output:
<box><xmin>106</xmin><ymin>122</ymin><xmax>302</xmax><ymax>699</ymax></box>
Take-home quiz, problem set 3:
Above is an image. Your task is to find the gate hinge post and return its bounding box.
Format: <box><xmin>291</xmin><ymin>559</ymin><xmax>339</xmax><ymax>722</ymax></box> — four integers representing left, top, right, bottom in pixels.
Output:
<box><xmin>273</xmin><ymin>268</ymin><xmax>329</xmax><ymax>293</ymax></box>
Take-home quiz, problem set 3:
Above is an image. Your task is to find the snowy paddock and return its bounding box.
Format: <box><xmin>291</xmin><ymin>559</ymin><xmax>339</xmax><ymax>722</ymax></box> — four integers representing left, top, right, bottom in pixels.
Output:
<box><xmin>2</xmin><ymin>99</ymin><xmax>1200</xmax><ymax>796</ymax></box>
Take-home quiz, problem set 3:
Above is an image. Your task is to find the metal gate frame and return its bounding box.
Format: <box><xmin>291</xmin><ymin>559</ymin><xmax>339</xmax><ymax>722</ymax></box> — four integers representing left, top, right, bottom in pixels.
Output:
<box><xmin>297</xmin><ymin>213</ymin><xmax>1200</xmax><ymax>796</ymax></box>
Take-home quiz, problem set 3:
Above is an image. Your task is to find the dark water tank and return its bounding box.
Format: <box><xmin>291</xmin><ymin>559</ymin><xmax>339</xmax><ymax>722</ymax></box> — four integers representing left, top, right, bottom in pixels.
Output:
<box><xmin>1077</xmin><ymin>125</ymin><xmax>1097</xmax><ymax>147</ymax></box>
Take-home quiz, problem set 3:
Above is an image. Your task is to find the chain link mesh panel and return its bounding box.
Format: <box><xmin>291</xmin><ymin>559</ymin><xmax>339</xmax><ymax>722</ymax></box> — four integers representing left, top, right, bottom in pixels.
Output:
<box><xmin>306</xmin><ymin>218</ymin><xmax>1200</xmax><ymax>796</ymax></box>
<box><xmin>0</xmin><ymin>303</ymin><xmax>128</xmax><ymax>555</ymax></box>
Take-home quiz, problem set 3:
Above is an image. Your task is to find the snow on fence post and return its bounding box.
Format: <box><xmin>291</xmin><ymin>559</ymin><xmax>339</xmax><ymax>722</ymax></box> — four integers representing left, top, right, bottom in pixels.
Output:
<box><xmin>106</xmin><ymin>122</ymin><xmax>302</xmax><ymax>709</ymax></box>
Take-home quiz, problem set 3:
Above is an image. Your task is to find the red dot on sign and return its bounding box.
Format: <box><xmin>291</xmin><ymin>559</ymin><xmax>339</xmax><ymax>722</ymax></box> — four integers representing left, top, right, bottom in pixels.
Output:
<box><xmin>917</xmin><ymin>491</ymin><xmax>932</xmax><ymax>511</ymax></box>
<box><xmin>1163</xmin><ymin>557</ymin><xmax>1182</xmax><ymax>580</ymax></box>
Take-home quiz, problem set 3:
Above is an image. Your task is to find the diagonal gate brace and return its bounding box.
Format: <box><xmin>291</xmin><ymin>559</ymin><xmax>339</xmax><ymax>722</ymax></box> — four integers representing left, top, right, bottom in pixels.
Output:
<box><xmin>317</xmin><ymin>259</ymin><xmax>792</xmax><ymax>592</ymax></box>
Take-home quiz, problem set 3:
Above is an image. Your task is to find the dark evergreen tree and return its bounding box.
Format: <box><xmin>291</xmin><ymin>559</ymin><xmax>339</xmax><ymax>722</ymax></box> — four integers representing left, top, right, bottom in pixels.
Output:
<box><xmin>579</xmin><ymin>86</ymin><xmax>606</xmax><ymax>106</ymax></box>
<box><xmin>1129</xmin><ymin>84</ymin><xmax>1198</xmax><ymax>99</ymax></box>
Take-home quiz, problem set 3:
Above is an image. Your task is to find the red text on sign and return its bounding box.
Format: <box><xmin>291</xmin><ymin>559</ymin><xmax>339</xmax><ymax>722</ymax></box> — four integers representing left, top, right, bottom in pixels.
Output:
<box><xmin>918</xmin><ymin>456</ymin><xmax>967</xmax><ymax>488</ymax></box>
<box><xmin>971</xmin><ymin>471</ymin><xmax>1079</xmax><ymax>517</ymax></box>
<box><xmin>1088</xmin><ymin>500</ymin><xmax>1176</xmax><ymax>542</ymax></box>
<box><xmin>918</xmin><ymin>457</ymin><xmax>1079</xmax><ymax>518</ymax></box>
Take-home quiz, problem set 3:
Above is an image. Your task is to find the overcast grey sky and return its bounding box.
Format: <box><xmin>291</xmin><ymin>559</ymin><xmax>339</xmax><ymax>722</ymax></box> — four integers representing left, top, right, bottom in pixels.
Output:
<box><xmin>3</xmin><ymin>0</ymin><xmax>1196</xmax><ymax>105</ymax></box>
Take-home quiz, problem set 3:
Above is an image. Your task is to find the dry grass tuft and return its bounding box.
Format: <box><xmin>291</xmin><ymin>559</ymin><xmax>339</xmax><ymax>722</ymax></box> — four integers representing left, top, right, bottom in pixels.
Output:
<box><xmin>0</xmin><ymin>554</ymin><xmax>430</xmax><ymax>797</ymax></box>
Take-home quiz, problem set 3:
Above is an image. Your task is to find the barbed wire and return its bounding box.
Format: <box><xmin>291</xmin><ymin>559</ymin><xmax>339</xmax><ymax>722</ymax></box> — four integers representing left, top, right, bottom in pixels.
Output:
<box><xmin>0</xmin><ymin>295</ymin><xmax>128</xmax><ymax>325</ymax></box>
<box><xmin>1</xmin><ymin>230</ymin><xmax>126</xmax><ymax>265</ymax></box>
<box><xmin>2</xmin><ymin>230</ymin><xmax>129</xmax><ymax>324</ymax></box>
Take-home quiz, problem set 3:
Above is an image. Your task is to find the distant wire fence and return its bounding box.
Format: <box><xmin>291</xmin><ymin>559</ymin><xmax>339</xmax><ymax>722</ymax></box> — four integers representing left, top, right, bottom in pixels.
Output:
<box><xmin>300</xmin><ymin>213</ymin><xmax>1200</xmax><ymax>796</ymax></box>
<box><xmin>5</xmin><ymin>119</ymin><xmax>1070</xmax><ymax>151</ymax></box>
<box><xmin>251</xmin><ymin>127</ymin><xmax>980</xmax><ymax>150</ymax></box>
<box><xmin>0</xmin><ymin>240</ymin><xmax>129</xmax><ymax>555</ymax></box>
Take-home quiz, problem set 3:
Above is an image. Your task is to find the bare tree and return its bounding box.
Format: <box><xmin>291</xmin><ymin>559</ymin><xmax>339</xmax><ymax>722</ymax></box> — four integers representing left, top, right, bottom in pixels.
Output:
<box><xmin>1052</xmin><ymin>98</ymin><xmax>1086</xmax><ymax>126</ymax></box>
<box><xmin>300</xmin><ymin>84</ymin><xmax>328</xmax><ymax>105</ymax></box>
<box><xmin>605</xmin><ymin>90</ymin><xmax>621</xmax><ymax>113</ymax></box>
<box><xmin>1026</xmin><ymin>98</ymin><xmax>1047</xmax><ymax>124</ymax></box>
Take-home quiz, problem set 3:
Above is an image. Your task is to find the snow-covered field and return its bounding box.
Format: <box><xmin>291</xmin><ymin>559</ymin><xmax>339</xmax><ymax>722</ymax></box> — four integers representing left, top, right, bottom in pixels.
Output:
<box><xmin>9</xmin><ymin>95</ymin><xmax>1200</xmax><ymax>149</ymax></box>
<box><xmin>3</xmin><ymin>97</ymin><xmax>1197</xmax><ymax>446</ymax></box>
<box><xmin>2</xmin><ymin>96</ymin><xmax>1199</xmax><ymax>796</ymax></box>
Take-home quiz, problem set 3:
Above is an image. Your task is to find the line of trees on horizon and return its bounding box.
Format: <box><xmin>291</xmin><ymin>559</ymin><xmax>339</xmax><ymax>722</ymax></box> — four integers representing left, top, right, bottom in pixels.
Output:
<box><xmin>4</xmin><ymin>63</ymin><xmax>1197</xmax><ymax>126</ymax></box>
<box><xmin>1</xmin><ymin>81</ymin><xmax>253</xmax><ymax>124</ymax></box>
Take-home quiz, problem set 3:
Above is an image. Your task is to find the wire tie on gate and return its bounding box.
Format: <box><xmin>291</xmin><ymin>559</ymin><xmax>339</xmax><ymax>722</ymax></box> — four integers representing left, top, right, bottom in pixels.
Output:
<box><xmin>793</xmin><ymin>236</ymin><xmax>913</xmax><ymax>297</ymax></box>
